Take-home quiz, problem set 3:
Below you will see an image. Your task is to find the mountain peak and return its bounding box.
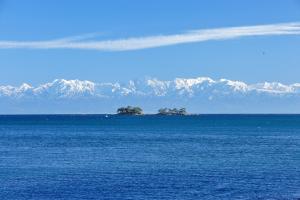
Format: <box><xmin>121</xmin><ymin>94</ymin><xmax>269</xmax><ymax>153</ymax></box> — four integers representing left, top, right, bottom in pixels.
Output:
<box><xmin>0</xmin><ymin>77</ymin><xmax>299</xmax><ymax>99</ymax></box>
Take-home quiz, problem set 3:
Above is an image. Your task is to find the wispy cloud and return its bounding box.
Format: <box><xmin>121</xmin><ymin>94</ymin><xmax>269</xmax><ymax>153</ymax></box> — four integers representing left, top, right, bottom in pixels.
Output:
<box><xmin>0</xmin><ymin>22</ymin><xmax>300</xmax><ymax>51</ymax></box>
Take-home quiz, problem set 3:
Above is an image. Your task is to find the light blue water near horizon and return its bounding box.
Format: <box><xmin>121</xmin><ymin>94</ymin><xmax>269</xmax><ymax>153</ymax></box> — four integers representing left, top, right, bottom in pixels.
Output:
<box><xmin>0</xmin><ymin>115</ymin><xmax>299</xmax><ymax>199</ymax></box>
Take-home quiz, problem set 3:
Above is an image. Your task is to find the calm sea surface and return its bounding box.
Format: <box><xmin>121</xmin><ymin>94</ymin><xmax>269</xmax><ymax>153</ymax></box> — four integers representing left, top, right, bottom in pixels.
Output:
<box><xmin>0</xmin><ymin>115</ymin><xmax>299</xmax><ymax>200</ymax></box>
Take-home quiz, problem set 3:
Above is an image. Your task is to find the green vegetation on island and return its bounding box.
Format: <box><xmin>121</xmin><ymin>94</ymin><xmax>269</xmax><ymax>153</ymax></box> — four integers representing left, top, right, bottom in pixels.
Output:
<box><xmin>157</xmin><ymin>108</ymin><xmax>187</xmax><ymax>115</ymax></box>
<box><xmin>117</xmin><ymin>106</ymin><xmax>143</xmax><ymax>115</ymax></box>
<box><xmin>116</xmin><ymin>106</ymin><xmax>188</xmax><ymax>115</ymax></box>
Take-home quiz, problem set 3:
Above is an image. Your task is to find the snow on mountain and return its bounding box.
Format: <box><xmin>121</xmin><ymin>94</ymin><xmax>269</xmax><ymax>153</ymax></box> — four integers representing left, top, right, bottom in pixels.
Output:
<box><xmin>33</xmin><ymin>79</ymin><xmax>96</xmax><ymax>98</ymax></box>
<box><xmin>146</xmin><ymin>78</ymin><xmax>171</xmax><ymax>96</ymax></box>
<box><xmin>250</xmin><ymin>82</ymin><xmax>294</xmax><ymax>94</ymax></box>
<box><xmin>0</xmin><ymin>83</ymin><xmax>33</xmax><ymax>97</ymax></box>
<box><xmin>1</xmin><ymin>77</ymin><xmax>299</xmax><ymax>99</ymax></box>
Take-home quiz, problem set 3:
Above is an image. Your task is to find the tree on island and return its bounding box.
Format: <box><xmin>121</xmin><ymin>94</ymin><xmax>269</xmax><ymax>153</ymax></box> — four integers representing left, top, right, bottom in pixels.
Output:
<box><xmin>178</xmin><ymin>108</ymin><xmax>187</xmax><ymax>115</ymax></box>
<box><xmin>158</xmin><ymin>108</ymin><xmax>169</xmax><ymax>115</ymax></box>
<box><xmin>157</xmin><ymin>107</ymin><xmax>187</xmax><ymax>115</ymax></box>
<box><xmin>117</xmin><ymin>106</ymin><xmax>143</xmax><ymax>115</ymax></box>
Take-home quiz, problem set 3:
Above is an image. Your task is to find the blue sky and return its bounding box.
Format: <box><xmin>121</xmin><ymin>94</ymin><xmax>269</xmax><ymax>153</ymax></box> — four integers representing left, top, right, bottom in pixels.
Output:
<box><xmin>0</xmin><ymin>0</ymin><xmax>300</xmax><ymax>86</ymax></box>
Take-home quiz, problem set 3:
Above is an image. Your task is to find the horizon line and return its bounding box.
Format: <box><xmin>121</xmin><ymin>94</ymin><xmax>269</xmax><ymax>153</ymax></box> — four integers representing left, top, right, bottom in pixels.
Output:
<box><xmin>1</xmin><ymin>113</ymin><xmax>300</xmax><ymax>115</ymax></box>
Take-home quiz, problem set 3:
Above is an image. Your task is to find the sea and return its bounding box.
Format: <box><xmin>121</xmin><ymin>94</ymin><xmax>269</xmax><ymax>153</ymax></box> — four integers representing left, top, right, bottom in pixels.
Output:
<box><xmin>0</xmin><ymin>114</ymin><xmax>299</xmax><ymax>200</ymax></box>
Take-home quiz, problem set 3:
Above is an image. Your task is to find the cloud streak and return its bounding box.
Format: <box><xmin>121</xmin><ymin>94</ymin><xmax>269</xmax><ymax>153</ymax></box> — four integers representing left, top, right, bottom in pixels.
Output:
<box><xmin>1</xmin><ymin>22</ymin><xmax>300</xmax><ymax>51</ymax></box>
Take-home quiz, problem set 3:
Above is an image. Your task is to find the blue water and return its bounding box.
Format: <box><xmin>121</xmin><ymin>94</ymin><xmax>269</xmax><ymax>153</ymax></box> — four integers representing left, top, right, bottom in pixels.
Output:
<box><xmin>0</xmin><ymin>115</ymin><xmax>299</xmax><ymax>200</ymax></box>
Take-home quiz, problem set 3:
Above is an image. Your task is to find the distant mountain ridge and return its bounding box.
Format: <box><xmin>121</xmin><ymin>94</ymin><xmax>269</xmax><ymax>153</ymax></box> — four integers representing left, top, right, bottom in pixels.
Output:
<box><xmin>1</xmin><ymin>77</ymin><xmax>300</xmax><ymax>99</ymax></box>
<box><xmin>1</xmin><ymin>77</ymin><xmax>300</xmax><ymax>113</ymax></box>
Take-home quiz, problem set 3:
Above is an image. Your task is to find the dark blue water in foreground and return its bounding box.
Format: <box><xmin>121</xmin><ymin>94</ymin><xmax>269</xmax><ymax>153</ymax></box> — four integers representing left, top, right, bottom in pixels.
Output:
<box><xmin>0</xmin><ymin>115</ymin><xmax>299</xmax><ymax>200</ymax></box>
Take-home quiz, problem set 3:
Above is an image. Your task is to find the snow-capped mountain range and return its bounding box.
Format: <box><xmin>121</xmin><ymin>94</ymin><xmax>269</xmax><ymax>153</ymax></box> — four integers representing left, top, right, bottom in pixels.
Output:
<box><xmin>1</xmin><ymin>77</ymin><xmax>299</xmax><ymax>113</ymax></box>
<box><xmin>1</xmin><ymin>77</ymin><xmax>300</xmax><ymax>98</ymax></box>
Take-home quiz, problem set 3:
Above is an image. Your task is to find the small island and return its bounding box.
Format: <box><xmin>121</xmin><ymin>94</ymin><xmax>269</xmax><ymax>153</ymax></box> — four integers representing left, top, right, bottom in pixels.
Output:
<box><xmin>157</xmin><ymin>108</ymin><xmax>187</xmax><ymax>115</ymax></box>
<box><xmin>117</xmin><ymin>106</ymin><xmax>143</xmax><ymax>115</ymax></box>
<box><xmin>116</xmin><ymin>106</ymin><xmax>188</xmax><ymax>115</ymax></box>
